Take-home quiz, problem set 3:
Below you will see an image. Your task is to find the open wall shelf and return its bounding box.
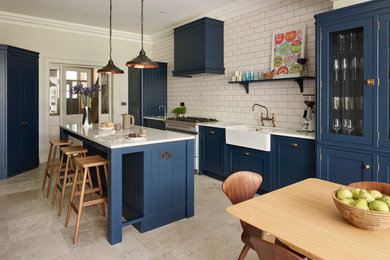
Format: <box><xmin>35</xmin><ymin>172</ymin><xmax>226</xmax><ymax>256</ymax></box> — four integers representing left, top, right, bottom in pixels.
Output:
<box><xmin>228</xmin><ymin>76</ymin><xmax>315</xmax><ymax>94</ymax></box>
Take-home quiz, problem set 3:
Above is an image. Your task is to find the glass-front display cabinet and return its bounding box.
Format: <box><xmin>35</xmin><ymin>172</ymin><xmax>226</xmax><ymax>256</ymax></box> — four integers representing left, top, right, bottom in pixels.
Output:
<box><xmin>319</xmin><ymin>18</ymin><xmax>373</xmax><ymax>145</ymax></box>
<box><xmin>379</xmin><ymin>14</ymin><xmax>390</xmax><ymax>148</ymax></box>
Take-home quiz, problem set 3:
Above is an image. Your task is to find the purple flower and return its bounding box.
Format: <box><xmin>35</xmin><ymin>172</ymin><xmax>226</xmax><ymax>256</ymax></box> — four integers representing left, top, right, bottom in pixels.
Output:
<box><xmin>297</xmin><ymin>57</ymin><xmax>309</xmax><ymax>65</ymax></box>
<box><xmin>71</xmin><ymin>83</ymin><xmax>101</xmax><ymax>107</ymax></box>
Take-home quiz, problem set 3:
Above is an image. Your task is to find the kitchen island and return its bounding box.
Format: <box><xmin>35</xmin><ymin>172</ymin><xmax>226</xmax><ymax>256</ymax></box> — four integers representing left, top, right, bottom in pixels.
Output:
<box><xmin>60</xmin><ymin>124</ymin><xmax>195</xmax><ymax>245</ymax></box>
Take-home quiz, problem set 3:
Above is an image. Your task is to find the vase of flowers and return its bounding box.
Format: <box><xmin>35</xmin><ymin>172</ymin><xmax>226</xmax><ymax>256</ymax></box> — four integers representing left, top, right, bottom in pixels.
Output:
<box><xmin>297</xmin><ymin>57</ymin><xmax>309</xmax><ymax>76</ymax></box>
<box><xmin>72</xmin><ymin>84</ymin><xmax>100</xmax><ymax>128</ymax></box>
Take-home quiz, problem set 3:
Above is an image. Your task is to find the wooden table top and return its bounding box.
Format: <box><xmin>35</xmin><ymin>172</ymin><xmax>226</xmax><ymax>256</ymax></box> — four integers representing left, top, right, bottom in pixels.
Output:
<box><xmin>226</xmin><ymin>178</ymin><xmax>389</xmax><ymax>260</ymax></box>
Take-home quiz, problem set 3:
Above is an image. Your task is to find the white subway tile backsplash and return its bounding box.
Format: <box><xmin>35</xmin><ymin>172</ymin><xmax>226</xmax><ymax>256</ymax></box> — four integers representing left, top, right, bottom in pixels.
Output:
<box><xmin>152</xmin><ymin>0</ymin><xmax>331</xmax><ymax>128</ymax></box>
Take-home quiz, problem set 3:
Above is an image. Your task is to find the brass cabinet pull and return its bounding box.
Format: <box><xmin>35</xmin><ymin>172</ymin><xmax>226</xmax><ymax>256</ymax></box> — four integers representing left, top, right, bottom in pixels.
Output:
<box><xmin>364</xmin><ymin>164</ymin><xmax>370</xmax><ymax>169</ymax></box>
<box><xmin>290</xmin><ymin>143</ymin><xmax>298</xmax><ymax>147</ymax></box>
<box><xmin>366</xmin><ymin>79</ymin><xmax>375</xmax><ymax>86</ymax></box>
<box><xmin>21</xmin><ymin>122</ymin><xmax>24</xmax><ymax>125</ymax></box>
<box><xmin>209</xmin><ymin>131</ymin><xmax>214</xmax><ymax>134</ymax></box>
<box><xmin>244</xmin><ymin>152</ymin><xmax>250</xmax><ymax>156</ymax></box>
<box><xmin>21</xmin><ymin>122</ymin><xmax>28</xmax><ymax>125</ymax></box>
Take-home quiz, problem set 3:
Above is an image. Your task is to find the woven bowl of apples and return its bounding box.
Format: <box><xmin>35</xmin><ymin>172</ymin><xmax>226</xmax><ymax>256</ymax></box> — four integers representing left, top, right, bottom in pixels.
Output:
<box><xmin>332</xmin><ymin>182</ymin><xmax>390</xmax><ymax>230</ymax></box>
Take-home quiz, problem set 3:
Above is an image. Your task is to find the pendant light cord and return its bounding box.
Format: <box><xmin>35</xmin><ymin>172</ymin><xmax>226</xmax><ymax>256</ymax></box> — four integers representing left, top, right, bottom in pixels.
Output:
<box><xmin>141</xmin><ymin>0</ymin><xmax>144</xmax><ymax>51</ymax></box>
<box><xmin>109</xmin><ymin>0</ymin><xmax>112</xmax><ymax>60</ymax></box>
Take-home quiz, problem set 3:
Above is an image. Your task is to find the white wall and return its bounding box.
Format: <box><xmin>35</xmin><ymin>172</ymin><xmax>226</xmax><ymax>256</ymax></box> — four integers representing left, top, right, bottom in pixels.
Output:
<box><xmin>331</xmin><ymin>0</ymin><xmax>371</xmax><ymax>9</ymax></box>
<box><xmin>0</xmin><ymin>21</ymin><xmax>151</xmax><ymax>162</ymax></box>
<box><xmin>153</xmin><ymin>0</ymin><xmax>332</xmax><ymax>128</ymax></box>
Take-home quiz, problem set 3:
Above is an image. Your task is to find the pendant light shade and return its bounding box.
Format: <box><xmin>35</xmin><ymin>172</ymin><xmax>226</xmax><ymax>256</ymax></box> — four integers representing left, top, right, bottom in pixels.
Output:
<box><xmin>98</xmin><ymin>0</ymin><xmax>124</xmax><ymax>74</ymax></box>
<box><xmin>126</xmin><ymin>0</ymin><xmax>158</xmax><ymax>69</ymax></box>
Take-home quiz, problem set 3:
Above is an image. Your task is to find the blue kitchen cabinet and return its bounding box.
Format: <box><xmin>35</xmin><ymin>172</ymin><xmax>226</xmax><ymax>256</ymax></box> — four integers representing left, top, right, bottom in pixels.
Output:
<box><xmin>128</xmin><ymin>62</ymin><xmax>167</xmax><ymax>126</ymax></box>
<box><xmin>316</xmin><ymin>1</ymin><xmax>390</xmax><ymax>184</ymax></box>
<box><xmin>144</xmin><ymin>118</ymin><xmax>165</xmax><ymax>130</ymax></box>
<box><xmin>0</xmin><ymin>45</ymin><xmax>39</xmax><ymax>179</ymax></box>
<box><xmin>272</xmin><ymin>136</ymin><xmax>315</xmax><ymax>190</ymax></box>
<box><xmin>227</xmin><ymin>145</ymin><xmax>270</xmax><ymax>193</ymax></box>
<box><xmin>378</xmin><ymin>155</ymin><xmax>390</xmax><ymax>183</ymax></box>
<box><xmin>199</xmin><ymin>126</ymin><xmax>227</xmax><ymax>178</ymax></box>
<box><xmin>318</xmin><ymin>146</ymin><xmax>375</xmax><ymax>185</ymax></box>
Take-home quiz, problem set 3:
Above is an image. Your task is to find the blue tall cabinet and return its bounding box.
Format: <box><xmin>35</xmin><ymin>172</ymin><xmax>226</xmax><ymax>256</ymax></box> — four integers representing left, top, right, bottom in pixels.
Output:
<box><xmin>0</xmin><ymin>45</ymin><xmax>39</xmax><ymax>179</ymax></box>
<box><xmin>128</xmin><ymin>62</ymin><xmax>167</xmax><ymax>126</ymax></box>
<box><xmin>316</xmin><ymin>0</ymin><xmax>390</xmax><ymax>184</ymax></box>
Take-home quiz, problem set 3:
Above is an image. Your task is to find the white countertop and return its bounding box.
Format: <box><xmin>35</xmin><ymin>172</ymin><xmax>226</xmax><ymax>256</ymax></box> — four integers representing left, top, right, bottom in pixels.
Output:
<box><xmin>61</xmin><ymin>124</ymin><xmax>195</xmax><ymax>149</ymax></box>
<box><xmin>198</xmin><ymin>121</ymin><xmax>315</xmax><ymax>140</ymax></box>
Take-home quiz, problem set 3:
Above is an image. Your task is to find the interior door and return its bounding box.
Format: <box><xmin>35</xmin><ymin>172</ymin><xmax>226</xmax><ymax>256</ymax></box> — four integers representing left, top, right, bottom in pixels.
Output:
<box><xmin>379</xmin><ymin>14</ymin><xmax>390</xmax><ymax>148</ymax></box>
<box><xmin>98</xmin><ymin>73</ymin><xmax>112</xmax><ymax>123</ymax></box>
<box><xmin>61</xmin><ymin>67</ymin><xmax>91</xmax><ymax>125</ymax></box>
<box><xmin>319</xmin><ymin>18</ymin><xmax>373</xmax><ymax>145</ymax></box>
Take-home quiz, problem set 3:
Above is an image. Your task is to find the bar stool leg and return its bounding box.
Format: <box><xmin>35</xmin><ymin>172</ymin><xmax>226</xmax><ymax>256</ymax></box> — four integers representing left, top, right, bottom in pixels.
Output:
<box><xmin>66</xmin><ymin>164</ymin><xmax>79</xmax><ymax>228</ymax></box>
<box><xmin>47</xmin><ymin>145</ymin><xmax>58</xmax><ymax>198</ymax></box>
<box><xmin>74</xmin><ymin>167</ymin><xmax>88</xmax><ymax>245</ymax></box>
<box><xmin>52</xmin><ymin>152</ymin><xmax>66</xmax><ymax>205</ymax></box>
<box><xmin>86</xmin><ymin>168</ymin><xmax>97</xmax><ymax>208</ymax></box>
<box><xmin>42</xmin><ymin>143</ymin><xmax>53</xmax><ymax>190</ymax></box>
<box><xmin>95</xmin><ymin>166</ymin><xmax>106</xmax><ymax>217</ymax></box>
<box><xmin>57</xmin><ymin>155</ymin><xmax>72</xmax><ymax>216</ymax></box>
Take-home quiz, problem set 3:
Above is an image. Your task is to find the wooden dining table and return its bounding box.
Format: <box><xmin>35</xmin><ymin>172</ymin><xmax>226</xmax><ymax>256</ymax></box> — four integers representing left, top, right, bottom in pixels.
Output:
<box><xmin>226</xmin><ymin>178</ymin><xmax>389</xmax><ymax>260</ymax></box>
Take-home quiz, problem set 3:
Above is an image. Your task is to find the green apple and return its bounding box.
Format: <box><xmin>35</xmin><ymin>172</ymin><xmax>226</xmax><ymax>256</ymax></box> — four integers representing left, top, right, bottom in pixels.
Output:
<box><xmin>358</xmin><ymin>189</ymin><xmax>375</xmax><ymax>203</ymax></box>
<box><xmin>379</xmin><ymin>196</ymin><xmax>390</xmax><ymax>203</ymax></box>
<box><xmin>351</xmin><ymin>188</ymin><xmax>361</xmax><ymax>199</ymax></box>
<box><xmin>340</xmin><ymin>198</ymin><xmax>355</xmax><ymax>206</ymax></box>
<box><xmin>368</xmin><ymin>190</ymin><xmax>383</xmax><ymax>199</ymax></box>
<box><xmin>354</xmin><ymin>199</ymin><xmax>369</xmax><ymax>210</ymax></box>
<box><xmin>337</xmin><ymin>187</ymin><xmax>353</xmax><ymax>200</ymax></box>
<box><xmin>369</xmin><ymin>200</ymin><xmax>390</xmax><ymax>212</ymax></box>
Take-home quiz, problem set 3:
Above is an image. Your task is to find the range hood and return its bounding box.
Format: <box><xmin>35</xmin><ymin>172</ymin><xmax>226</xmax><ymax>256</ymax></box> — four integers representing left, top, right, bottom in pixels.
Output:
<box><xmin>172</xmin><ymin>17</ymin><xmax>225</xmax><ymax>77</ymax></box>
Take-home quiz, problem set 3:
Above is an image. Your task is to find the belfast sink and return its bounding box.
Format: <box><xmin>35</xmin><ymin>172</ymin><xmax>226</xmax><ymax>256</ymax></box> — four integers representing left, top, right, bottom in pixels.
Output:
<box><xmin>225</xmin><ymin>125</ymin><xmax>280</xmax><ymax>151</ymax></box>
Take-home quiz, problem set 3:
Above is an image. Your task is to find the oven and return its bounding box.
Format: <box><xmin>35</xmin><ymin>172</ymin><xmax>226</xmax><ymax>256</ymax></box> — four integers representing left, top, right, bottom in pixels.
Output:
<box><xmin>164</xmin><ymin>117</ymin><xmax>217</xmax><ymax>174</ymax></box>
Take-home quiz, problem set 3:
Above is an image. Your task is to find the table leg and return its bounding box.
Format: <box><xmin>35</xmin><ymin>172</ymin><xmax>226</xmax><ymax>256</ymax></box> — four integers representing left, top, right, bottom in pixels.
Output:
<box><xmin>107</xmin><ymin>149</ymin><xmax>123</xmax><ymax>245</ymax></box>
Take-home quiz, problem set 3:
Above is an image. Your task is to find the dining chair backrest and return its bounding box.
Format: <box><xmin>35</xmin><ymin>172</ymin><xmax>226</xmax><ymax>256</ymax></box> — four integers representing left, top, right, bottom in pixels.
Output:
<box><xmin>348</xmin><ymin>181</ymin><xmax>390</xmax><ymax>196</ymax></box>
<box><xmin>249</xmin><ymin>236</ymin><xmax>304</xmax><ymax>260</ymax></box>
<box><xmin>222</xmin><ymin>171</ymin><xmax>263</xmax><ymax>205</ymax></box>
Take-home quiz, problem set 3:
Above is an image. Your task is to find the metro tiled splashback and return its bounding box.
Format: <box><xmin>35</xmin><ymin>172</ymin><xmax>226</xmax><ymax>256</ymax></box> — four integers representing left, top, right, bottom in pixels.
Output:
<box><xmin>153</xmin><ymin>0</ymin><xmax>332</xmax><ymax>128</ymax></box>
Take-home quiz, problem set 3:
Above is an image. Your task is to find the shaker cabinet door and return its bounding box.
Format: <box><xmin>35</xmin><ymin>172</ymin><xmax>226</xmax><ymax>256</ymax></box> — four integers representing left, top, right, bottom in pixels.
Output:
<box><xmin>319</xmin><ymin>18</ymin><xmax>373</xmax><ymax>146</ymax></box>
<box><xmin>318</xmin><ymin>146</ymin><xmax>375</xmax><ymax>185</ymax></box>
<box><xmin>199</xmin><ymin>126</ymin><xmax>226</xmax><ymax>177</ymax></box>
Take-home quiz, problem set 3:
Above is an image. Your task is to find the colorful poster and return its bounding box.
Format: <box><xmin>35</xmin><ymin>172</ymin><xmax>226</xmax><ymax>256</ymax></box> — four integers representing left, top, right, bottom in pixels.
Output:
<box><xmin>271</xmin><ymin>28</ymin><xmax>306</xmax><ymax>78</ymax></box>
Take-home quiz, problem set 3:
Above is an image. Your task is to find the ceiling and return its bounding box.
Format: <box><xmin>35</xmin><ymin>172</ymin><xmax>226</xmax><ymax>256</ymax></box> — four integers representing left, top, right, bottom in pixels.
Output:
<box><xmin>0</xmin><ymin>0</ymin><xmax>267</xmax><ymax>35</ymax></box>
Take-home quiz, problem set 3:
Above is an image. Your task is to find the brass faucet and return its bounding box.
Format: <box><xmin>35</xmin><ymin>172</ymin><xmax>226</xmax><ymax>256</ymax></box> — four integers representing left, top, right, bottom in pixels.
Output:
<box><xmin>251</xmin><ymin>104</ymin><xmax>276</xmax><ymax>127</ymax></box>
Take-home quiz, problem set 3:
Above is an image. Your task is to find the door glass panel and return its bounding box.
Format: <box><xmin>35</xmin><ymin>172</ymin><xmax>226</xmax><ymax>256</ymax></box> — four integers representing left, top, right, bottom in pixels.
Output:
<box><xmin>101</xmin><ymin>74</ymin><xmax>109</xmax><ymax>114</ymax></box>
<box><xmin>65</xmin><ymin>70</ymin><xmax>89</xmax><ymax>115</ymax></box>
<box><xmin>329</xmin><ymin>27</ymin><xmax>364</xmax><ymax>137</ymax></box>
<box><xmin>49</xmin><ymin>68</ymin><xmax>60</xmax><ymax>115</ymax></box>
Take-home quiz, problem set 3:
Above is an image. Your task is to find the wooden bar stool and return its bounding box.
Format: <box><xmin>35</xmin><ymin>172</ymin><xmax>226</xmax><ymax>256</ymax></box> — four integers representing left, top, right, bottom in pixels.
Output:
<box><xmin>51</xmin><ymin>145</ymin><xmax>88</xmax><ymax>217</ymax></box>
<box><xmin>65</xmin><ymin>155</ymin><xmax>108</xmax><ymax>245</ymax></box>
<box><xmin>43</xmin><ymin>139</ymin><xmax>72</xmax><ymax>198</ymax></box>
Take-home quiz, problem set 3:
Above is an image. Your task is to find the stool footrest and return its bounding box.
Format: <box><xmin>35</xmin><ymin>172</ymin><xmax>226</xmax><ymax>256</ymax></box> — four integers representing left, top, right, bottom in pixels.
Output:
<box><xmin>74</xmin><ymin>187</ymin><xmax>101</xmax><ymax>196</ymax></box>
<box><xmin>82</xmin><ymin>198</ymin><xmax>107</xmax><ymax>207</ymax></box>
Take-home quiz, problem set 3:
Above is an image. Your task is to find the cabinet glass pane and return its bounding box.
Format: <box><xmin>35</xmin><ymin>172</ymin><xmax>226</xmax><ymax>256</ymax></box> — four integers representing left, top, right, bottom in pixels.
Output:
<box><xmin>329</xmin><ymin>27</ymin><xmax>364</xmax><ymax>137</ymax></box>
<box><xmin>49</xmin><ymin>69</ymin><xmax>60</xmax><ymax>116</ymax></box>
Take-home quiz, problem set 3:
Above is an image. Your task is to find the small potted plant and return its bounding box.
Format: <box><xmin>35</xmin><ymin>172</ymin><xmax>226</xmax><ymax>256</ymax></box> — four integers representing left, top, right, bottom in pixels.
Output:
<box><xmin>172</xmin><ymin>106</ymin><xmax>187</xmax><ymax>118</ymax></box>
<box><xmin>297</xmin><ymin>57</ymin><xmax>309</xmax><ymax>76</ymax></box>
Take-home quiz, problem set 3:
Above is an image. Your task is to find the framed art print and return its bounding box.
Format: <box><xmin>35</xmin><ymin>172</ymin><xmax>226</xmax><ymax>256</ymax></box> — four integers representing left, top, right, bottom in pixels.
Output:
<box><xmin>271</xmin><ymin>27</ymin><xmax>306</xmax><ymax>78</ymax></box>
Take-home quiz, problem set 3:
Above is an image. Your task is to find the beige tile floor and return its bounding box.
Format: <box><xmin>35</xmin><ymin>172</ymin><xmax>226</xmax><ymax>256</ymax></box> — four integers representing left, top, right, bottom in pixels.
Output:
<box><xmin>0</xmin><ymin>163</ymin><xmax>258</xmax><ymax>260</ymax></box>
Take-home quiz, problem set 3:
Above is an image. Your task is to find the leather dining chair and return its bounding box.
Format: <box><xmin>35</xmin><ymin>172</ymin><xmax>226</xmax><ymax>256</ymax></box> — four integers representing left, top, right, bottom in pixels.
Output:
<box><xmin>249</xmin><ymin>236</ymin><xmax>304</xmax><ymax>260</ymax></box>
<box><xmin>222</xmin><ymin>171</ymin><xmax>263</xmax><ymax>260</ymax></box>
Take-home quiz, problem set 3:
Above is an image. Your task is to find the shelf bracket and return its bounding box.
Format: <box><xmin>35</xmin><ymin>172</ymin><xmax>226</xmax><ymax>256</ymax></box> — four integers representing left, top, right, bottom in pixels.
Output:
<box><xmin>294</xmin><ymin>79</ymin><xmax>304</xmax><ymax>93</ymax></box>
<box><xmin>239</xmin><ymin>81</ymin><xmax>249</xmax><ymax>93</ymax></box>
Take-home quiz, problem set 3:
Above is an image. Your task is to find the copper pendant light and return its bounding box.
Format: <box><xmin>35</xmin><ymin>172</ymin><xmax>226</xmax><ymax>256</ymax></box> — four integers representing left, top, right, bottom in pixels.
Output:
<box><xmin>126</xmin><ymin>0</ymin><xmax>158</xmax><ymax>69</ymax></box>
<box><xmin>98</xmin><ymin>0</ymin><xmax>124</xmax><ymax>74</ymax></box>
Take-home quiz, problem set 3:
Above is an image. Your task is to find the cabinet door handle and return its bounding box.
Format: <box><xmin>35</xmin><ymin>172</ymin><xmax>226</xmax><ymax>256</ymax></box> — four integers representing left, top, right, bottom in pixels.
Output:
<box><xmin>364</xmin><ymin>164</ymin><xmax>370</xmax><ymax>169</ymax></box>
<box><xmin>290</xmin><ymin>143</ymin><xmax>298</xmax><ymax>147</ymax></box>
<box><xmin>244</xmin><ymin>152</ymin><xmax>250</xmax><ymax>156</ymax></box>
<box><xmin>209</xmin><ymin>131</ymin><xmax>214</xmax><ymax>134</ymax></box>
<box><xmin>21</xmin><ymin>122</ymin><xmax>25</xmax><ymax>125</ymax></box>
<box><xmin>366</xmin><ymin>79</ymin><xmax>375</xmax><ymax>86</ymax></box>
<box><xmin>25</xmin><ymin>121</ymin><xmax>28</xmax><ymax>125</ymax></box>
